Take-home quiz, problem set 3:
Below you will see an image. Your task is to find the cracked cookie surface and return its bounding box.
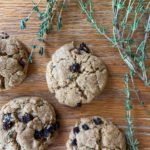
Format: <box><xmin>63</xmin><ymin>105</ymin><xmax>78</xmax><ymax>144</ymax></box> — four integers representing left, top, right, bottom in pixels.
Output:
<box><xmin>46</xmin><ymin>42</ymin><xmax>108</xmax><ymax>107</ymax></box>
<box><xmin>0</xmin><ymin>97</ymin><xmax>59</xmax><ymax>150</ymax></box>
<box><xmin>66</xmin><ymin>116</ymin><xmax>126</xmax><ymax>150</ymax></box>
<box><xmin>0</xmin><ymin>32</ymin><xmax>29</xmax><ymax>91</ymax></box>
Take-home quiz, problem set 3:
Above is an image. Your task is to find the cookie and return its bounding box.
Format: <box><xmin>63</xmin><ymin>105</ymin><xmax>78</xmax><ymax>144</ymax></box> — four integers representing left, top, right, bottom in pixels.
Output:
<box><xmin>0</xmin><ymin>32</ymin><xmax>29</xmax><ymax>91</ymax></box>
<box><xmin>0</xmin><ymin>97</ymin><xmax>59</xmax><ymax>150</ymax></box>
<box><xmin>46</xmin><ymin>42</ymin><xmax>108</xmax><ymax>107</ymax></box>
<box><xmin>66</xmin><ymin>116</ymin><xmax>126</xmax><ymax>150</ymax></box>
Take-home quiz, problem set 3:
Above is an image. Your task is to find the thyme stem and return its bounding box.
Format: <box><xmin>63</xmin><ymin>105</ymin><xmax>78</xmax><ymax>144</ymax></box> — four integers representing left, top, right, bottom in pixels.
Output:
<box><xmin>124</xmin><ymin>74</ymin><xmax>139</xmax><ymax>150</ymax></box>
<box><xmin>121</xmin><ymin>0</ymin><xmax>135</xmax><ymax>37</ymax></box>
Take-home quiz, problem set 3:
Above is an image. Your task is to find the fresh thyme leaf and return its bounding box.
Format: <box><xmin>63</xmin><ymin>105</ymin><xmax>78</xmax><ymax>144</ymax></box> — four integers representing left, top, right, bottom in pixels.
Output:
<box><xmin>20</xmin><ymin>17</ymin><xmax>29</xmax><ymax>30</ymax></box>
<box><xmin>117</xmin><ymin>1</ymin><xmax>124</xmax><ymax>10</ymax></box>
<box><xmin>130</xmin><ymin>19</ymin><xmax>140</xmax><ymax>32</ymax></box>
<box><xmin>31</xmin><ymin>45</ymin><xmax>38</xmax><ymax>49</ymax></box>
<box><xmin>32</xmin><ymin>0</ymin><xmax>40</xmax><ymax>14</ymax></box>
<box><xmin>57</xmin><ymin>14</ymin><xmax>62</xmax><ymax>31</ymax></box>
<box><xmin>28</xmin><ymin>53</ymin><xmax>33</xmax><ymax>63</ymax></box>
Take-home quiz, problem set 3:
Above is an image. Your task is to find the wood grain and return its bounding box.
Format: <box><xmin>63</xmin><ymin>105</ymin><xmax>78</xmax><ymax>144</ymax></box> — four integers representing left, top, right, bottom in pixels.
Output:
<box><xmin>0</xmin><ymin>0</ymin><xmax>150</xmax><ymax>149</ymax></box>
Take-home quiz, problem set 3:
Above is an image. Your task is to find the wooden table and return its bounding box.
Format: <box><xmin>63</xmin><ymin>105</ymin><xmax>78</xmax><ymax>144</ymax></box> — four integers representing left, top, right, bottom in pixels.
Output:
<box><xmin>0</xmin><ymin>0</ymin><xmax>150</xmax><ymax>149</ymax></box>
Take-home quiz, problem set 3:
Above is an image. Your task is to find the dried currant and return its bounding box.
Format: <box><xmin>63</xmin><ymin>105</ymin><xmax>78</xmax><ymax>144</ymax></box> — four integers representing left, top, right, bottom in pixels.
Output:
<box><xmin>34</xmin><ymin>130</ymin><xmax>44</xmax><ymax>140</ymax></box>
<box><xmin>43</xmin><ymin>129</ymin><xmax>49</xmax><ymax>138</ymax></box>
<box><xmin>78</xmin><ymin>42</ymin><xmax>90</xmax><ymax>53</ymax></box>
<box><xmin>53</xmin><ymin>121</ymin><xmax>60</xmax><ymax>130</ymax></box>
<box><xmin>73</xmin><ymin>126</ymin><xmax>80</xmax><ymax>134</ymax></box>
<box><xmin>76</xmin><ymin>102</ymin><xmax>82</xmax><ymax>107</ymax></box>
<box><xmin>47</xmin><ymin>125</ymin><xmax>54</xmax><ymax>132</ymax></box>
<box><xmin>82</xmin><ymin>124</ymin><xmax>89</xmax><ymax>130</ymax></box>
<box><xmin>93</xmin><ymin>117</ymin><xmax>103</xmax><ymax>125</ymax></box>
<box><xmin>34</xmin><ymin>122</ymin><xmax>59</xmax><ymax>140</ymax></box>
<box><xmin>0</xmin><ymin>75</ymin><xmax>5</xmax><ymax>89</ymax></box>
<box><xmin>18</xmin><ymin>113</ymin><xmax>33</xmax><ymax>124</ymax></box>
<box><xmin>3</xmin><ymin>113</ymin><xmax>14</xmax><ymax>130</ymax></box>
<box><xmin>3</xmin><ymin>122</ymin><xmax>14</xmax><ymax>130</ymax></box>
<box><xmin>71</xmin><ymin>139</ymin><xmax>77</xmax><ymax>146</ymax></box>
<box><xmin>43</xmin><ymin>123</ymin><xmax>58</xmax><ymax>138</ymax></box>
<box><xmin>18</xmin><ymin>57</ymin><xmax>26</xmax><ymax>68</ymax></box>
<box><xmin>70</xmin><ymin>63</ymin><xmax>80</xmax><ymax>73</ymax></box>
<box><xmin>0</xmin><ymin>32</ymin><xmax>9</xmax><ymax>39</ymax></box>
<box><xmin>43</xmin><ymin>126</ymin><xmax>53</xmax><ymax>137</ymax></box>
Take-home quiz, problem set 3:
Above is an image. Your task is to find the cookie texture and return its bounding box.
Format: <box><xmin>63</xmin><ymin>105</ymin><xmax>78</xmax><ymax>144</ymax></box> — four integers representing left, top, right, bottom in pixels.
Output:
<box><xmin>46</xmin><ymin>42</ymin><xmax>108</xmax><ymax>107</ymax></box>
<box><xmin>0</xmin><ymin>97</ymin><xmax>59</xmax><ymax>150</ymax></box>
<box><xmin>66</xmin><ymin>116</ymin><xmax>126</xmax><ymax>150</ymax></box>
<box><xmin>0</xmin><ymin>32</ymin><xmax>29</xmax><ymax>91</ymax></box>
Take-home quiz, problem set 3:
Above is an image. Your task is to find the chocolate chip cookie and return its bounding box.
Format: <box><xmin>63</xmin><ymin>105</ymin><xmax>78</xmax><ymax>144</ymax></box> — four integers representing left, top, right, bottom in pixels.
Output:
<box><xmin>46</xmin><ymin>42</ymin><xmax>108</xmax><ymax>107</ymax></box>
<box><xmin>0</xmin><ymin>97</ymin><xmax>59</xmax><ymax>150</ymax></box>
<box><xmin>0</xmin><ymin>32</ymin><xmax>29</xmax><ymax>91</ymax></box>
<box><xmin>66</xmin><ymin>116</ymin><xmax>126</xmax><ymax>150</ymax></box>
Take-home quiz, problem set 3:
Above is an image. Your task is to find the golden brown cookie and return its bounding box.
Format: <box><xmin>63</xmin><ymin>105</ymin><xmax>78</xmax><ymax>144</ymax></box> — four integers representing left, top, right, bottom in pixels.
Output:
<box><xmin>0</xmin><ymin>32</ymin><xmax>29</xmax><ymax>91</ymax></box>
<box><xmin>0</xmin><ymin>97</ymin><xmax>59</xmax><ymax>150</ymax></box>
<box><xmin>66</xmin><ymin>116</ymin><xmax>126</xmax><ymax>150</ymax></box>
<box><xmin>46</xmin><ymin>42</ymin><xmax>108</xmax><ymax>107</ymax></box>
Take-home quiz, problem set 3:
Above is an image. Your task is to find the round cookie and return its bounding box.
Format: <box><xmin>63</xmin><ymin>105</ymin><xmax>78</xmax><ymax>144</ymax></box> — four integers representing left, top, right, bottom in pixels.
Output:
<box><xmin>46</xmin><ymin>42</ymin><xmax>108</xmax><ymax>107</ymax></box>
<box><xmin>66</xmin><ymin>116</ymin><xmax>126</xmax><ymax>150</ymax></box>
<box><xmin>0</xmin><ymin>32</ymin><xmax>29</xmax><ymax>91</ymax></box>
<box><xmin>0</xmin><ymin>97</ymin><xmax>59</xmax><ymax>150</ymax></box>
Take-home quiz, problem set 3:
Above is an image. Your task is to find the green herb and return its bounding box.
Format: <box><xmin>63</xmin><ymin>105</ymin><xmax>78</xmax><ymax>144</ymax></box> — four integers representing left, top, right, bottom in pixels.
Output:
<box><xmin>78</xmin><ymin>0</ymin><xmax>150</xmax><ymax>148</ymax></box>
<box><xmin>28</xmin><ymin>53</ymin><xmax>33</xmax><ymax>63</ymax></box>
<box><xmin>57</xmin><ymin>0</ymin><xmax>66</xmax><ymax>31</ymax></box>
<box><xmin>130</xmin><ymin>71</ymin><xmax>150</xmax><ymax>116</ymax></box>
<box><xmin>20</xmin><ymin>0</ymin><xmax>66</xmax><ymax>59</ymax></box>
<box><xmin>78</xmin><ymin>0</ymin><xmax>150</xmax><ymax>85</ymax></box>
<box><xmin>124</xmin><ymin>74</ymin><xmax>139</xmax><ymax>150</ymax></box>
<box><xmin>30</xmin><ymin>45</ymin><xmax>45</xmax><ymax>61</ymax></box>
<box><xmin>20</xmin><ymin>17</ymin><xmax>29</xmax><ymax>30</ymax></box>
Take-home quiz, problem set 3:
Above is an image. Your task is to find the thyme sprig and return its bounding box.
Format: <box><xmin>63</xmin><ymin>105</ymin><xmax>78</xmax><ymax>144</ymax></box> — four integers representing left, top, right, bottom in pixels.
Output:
<box><xmin>124</xmin><ymin>74</ymin><xmax>139</xmax><ymax>150</ymax></box>
<box><xmin>20</xmin><ymin>0</ymin><xmax>66</xmax><ymax>62</ymax></box>
<box><xmin>78</xmin><ymin>0</ymin><xmax>150</xmax><ymax>85</ymax></box>
<box><xmin>78</xmin><ymin>0</ymin><xmax>150</xmax><ymax>148</ymax></box>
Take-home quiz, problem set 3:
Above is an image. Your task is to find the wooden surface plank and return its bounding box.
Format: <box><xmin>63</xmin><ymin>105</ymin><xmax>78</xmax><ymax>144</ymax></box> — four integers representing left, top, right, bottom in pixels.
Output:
<box><xmin>0</xmin><ymin>0</ymin><xmax>150</xmax><ymax>149</ymax></box>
